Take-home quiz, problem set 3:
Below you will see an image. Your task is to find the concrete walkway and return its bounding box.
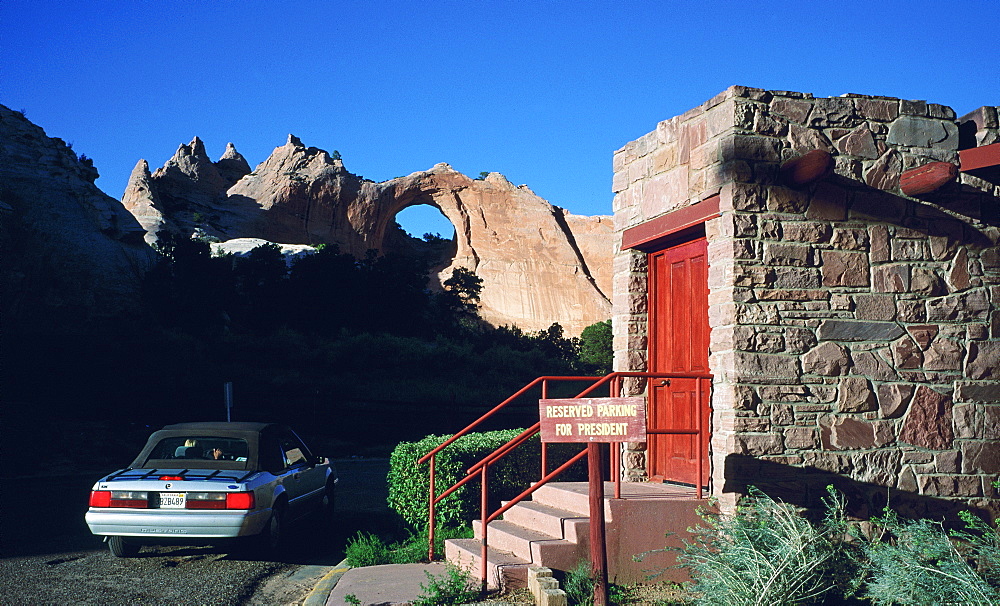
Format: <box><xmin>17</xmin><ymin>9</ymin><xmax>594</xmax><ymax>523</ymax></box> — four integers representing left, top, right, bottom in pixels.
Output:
<box><xmin>325</xmin><ymin>562</ymin><xmax>449</xmax><ymax>606</ymax></box>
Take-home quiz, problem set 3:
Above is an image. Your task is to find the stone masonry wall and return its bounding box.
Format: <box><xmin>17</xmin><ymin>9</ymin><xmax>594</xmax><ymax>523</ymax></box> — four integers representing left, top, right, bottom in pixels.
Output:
<box><xmin>612</xmin><ymin>86</ymin><xmax>1000</xmax><ymax>519</ymax></box>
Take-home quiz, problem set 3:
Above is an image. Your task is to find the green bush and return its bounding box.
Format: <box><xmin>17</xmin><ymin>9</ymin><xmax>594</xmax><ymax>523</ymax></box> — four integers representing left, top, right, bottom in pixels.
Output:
<box><xmin>389</xmin><ymin>429</ymin><xmax>539</xmax><ymax>528</ymax></box>
<box><xmin>388</xmin><ymin>429</ymin><xmax>588</xmax><ymax>529</ymax></box>
<box><xmin>344</xmin><ymin>526</ymin><xmax>474</xmax><ymax>566</ymax></box>
<box><xmin>563</xmin><ymin>560</ymin><xmax>596</xmax><ymax>606</ymax></box>
<box><xmin>677</xmin><ymin>486</ymin><xmax>857</xmax><ymax>605</ymax></box>
<box><xmin>413</xmin><ymin>564</ymin><xmax>480</xmax><ymax>606</ymax></box>
<box><xmin>862</xmin><ymin>508</ymin><xmax>1000</xmax><ymax>605</ymax></box>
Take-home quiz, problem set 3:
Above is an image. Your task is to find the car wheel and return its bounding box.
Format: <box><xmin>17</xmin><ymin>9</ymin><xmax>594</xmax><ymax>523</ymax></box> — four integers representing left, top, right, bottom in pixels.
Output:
<box><xmin>319</xmin><ymin>483</ymin><xmax>335</xmax><ymax>534</ymax></box>
<box><xmin>260</xmin><ymin>504</ymin><xmax>285</xmax><ymax>555</ymax></box>
<box><xmin>108</xmin><ymin>535</ymin><xmax>139</xmax><ymax>558</ymax></box>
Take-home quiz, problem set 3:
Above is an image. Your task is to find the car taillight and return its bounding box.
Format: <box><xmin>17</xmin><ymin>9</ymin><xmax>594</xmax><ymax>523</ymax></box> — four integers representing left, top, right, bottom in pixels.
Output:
<box><xmin>185</xmin><ymin>492</ymin><xmax>227</xmax><ymax>509</ymax></box>
<box><xmin>226</xmin><ymin>492</ymin><xmax>255</xmax><ymax>509</ymax></box>
<box><xmin>184</xmin><ymin>492</ymin><xmax>254</xmax><ymax>509</ymax></box>
<box><xmin>90</xmin><ymin>490</ymin><xmax>149</xmax><ymax>508</ymax></box>
<box><xmin>89</xmin><ymin>490</ymin><xmax>111</xmax><ymax>507</ymax></box>
<box><xmin>159</xmin><ymin>475</ymin><xmax>184</xmax><ymax>481</ymax></box>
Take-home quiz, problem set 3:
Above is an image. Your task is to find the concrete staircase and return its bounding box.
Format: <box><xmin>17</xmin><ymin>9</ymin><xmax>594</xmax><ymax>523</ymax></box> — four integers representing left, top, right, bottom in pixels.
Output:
<box><xmin>445</xmin><ymin>481</ymin><xmax>707</xmax><ymax>591</ymax></box>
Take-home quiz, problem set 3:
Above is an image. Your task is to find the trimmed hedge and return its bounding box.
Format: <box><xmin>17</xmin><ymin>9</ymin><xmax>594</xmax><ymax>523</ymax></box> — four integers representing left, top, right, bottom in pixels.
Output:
<box><xmin>388</xmin><ymin>429</ymin><xmax>587</xmax><ymax>529</ymax></box>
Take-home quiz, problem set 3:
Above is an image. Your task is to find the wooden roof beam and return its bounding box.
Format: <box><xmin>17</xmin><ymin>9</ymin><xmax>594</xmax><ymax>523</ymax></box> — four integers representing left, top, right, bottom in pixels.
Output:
<box><xmin>959</xmin><ymin>142</ymin><xmax>1000</xmax><ymax>182</ymax></box>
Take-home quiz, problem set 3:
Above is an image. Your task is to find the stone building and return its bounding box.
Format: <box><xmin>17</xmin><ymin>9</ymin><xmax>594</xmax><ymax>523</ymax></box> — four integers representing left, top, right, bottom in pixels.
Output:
<box><xmin>611</xmin><ymin>86</ymin><xmax>1000</xmax><ymax>521</ymax></box>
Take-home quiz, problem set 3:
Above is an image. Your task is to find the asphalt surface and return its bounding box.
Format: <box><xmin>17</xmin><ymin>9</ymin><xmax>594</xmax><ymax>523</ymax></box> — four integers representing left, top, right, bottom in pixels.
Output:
<box><xmin>0</xmin><ymin>458</ymin><xmax>392</xmax><ymax>605</ymax></box>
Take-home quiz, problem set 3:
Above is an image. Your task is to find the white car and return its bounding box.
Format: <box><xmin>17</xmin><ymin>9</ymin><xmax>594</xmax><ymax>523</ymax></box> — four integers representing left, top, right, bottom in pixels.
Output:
<box><xmin>86</xmin><ymin>422</ymin><xmax>336</xmax><ymax>557</ymax></box>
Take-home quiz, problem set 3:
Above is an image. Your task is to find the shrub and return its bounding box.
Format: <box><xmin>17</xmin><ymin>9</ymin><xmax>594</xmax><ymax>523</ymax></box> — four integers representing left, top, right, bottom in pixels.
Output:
<box><xmin>413</xmin><ymin>565</ymin><xmax>480</xmax><ymax>606</ymax></box>
<box><xmin>388</xmin><ymin>429</ymin><xmax>540</xmax><ymax>528</ymax></box>
<box><xmin>344</xmin><ymin>526</ymin><xmax>474</xmax><ymax>566</ymax></box>
<box><xmin>677</xmin><ymin>486</ymin><xmax>857</xmax><ymax>605</ymax></box>
<box><xmin>862</xmin><ymin>507</ymin><xmax>1000</xmax><ymax>605</ymax></box>
<box><xmin>563</xmin><ymin>560</ymin><xmax>596</xmax><ymax>606</ymax></box>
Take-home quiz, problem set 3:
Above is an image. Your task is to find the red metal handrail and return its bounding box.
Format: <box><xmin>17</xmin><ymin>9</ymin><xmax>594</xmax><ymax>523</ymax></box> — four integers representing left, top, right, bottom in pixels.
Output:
<box><xmin>417</xmin><ymin>371</ymin><xmax>712</xmax><ymax>586</ymax></box>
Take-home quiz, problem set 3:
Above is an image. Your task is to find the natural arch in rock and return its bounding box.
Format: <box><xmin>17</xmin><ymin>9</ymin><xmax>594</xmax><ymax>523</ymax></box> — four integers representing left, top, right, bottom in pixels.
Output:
<box><xmin>122</xmin><ymin>138</ymin><xmax>613</xmax><ymax>335</ymax></box>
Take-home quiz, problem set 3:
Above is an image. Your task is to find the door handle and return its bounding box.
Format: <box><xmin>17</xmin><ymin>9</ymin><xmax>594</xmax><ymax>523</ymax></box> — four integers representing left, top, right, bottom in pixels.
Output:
<box><xmin>658</xmin><ymin>379</ymin><xmax>671</xmax><ymax>386</ymax></box>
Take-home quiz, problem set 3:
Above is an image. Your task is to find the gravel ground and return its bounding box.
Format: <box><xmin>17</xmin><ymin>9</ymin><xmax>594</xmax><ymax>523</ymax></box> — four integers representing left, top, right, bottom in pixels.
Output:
<box><xmin>0</xmin><ymin>458</ymin><xmax>391</xmax><ymax>606</ymax></box>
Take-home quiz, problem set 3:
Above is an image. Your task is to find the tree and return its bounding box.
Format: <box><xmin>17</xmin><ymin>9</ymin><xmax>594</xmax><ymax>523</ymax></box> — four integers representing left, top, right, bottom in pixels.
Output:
<box><xmin>579</xmin><ymin>319</ymin><xmax>613</xmax><ymax>374</ymax></box>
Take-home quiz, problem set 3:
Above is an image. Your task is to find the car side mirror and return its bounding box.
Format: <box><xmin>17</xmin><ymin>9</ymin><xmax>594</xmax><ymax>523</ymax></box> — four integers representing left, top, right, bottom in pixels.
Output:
<box><xmin>314</xmin><ymin>455</ymin><xmax>327</xmax><ymax>466</ymax></box>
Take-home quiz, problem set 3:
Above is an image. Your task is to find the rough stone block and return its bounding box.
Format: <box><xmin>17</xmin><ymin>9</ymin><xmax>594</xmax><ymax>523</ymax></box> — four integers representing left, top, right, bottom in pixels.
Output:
<box><xmin>823</xmin><ymin>416</ymin><xmax>876</xmax><ymax>450</ymax></box>
<box><xmin>887</xmin><ymin>115</ymin><xmax>959</xmax><ymax>149</ymax></box>
<box><xmin>821</xmin><ymin>251</ymin><xmax>870</xmax><ymax>287</ymax></box>
<box><xmin>767</xmin><ymin>187</ymin><xmax>809</xmax><ymax>213</ymax></box>
<box><xmin>806</xmin><ymin>182</ymin><xmax>847</xmax><ymax>221</ymax></box>
<box><xmin>935</xmin><ymin>450</ymin><xmax>961</xmax><ymax>473</ymax></box>
<box><xmin>878</xmin><ymin>383</ymin><xmax>914</xmax><ymax>418</ymax></box>
<box><xmin>854</xmin><ymin>449</ymin><xmax>903</xmax><ymax>485</ymax></box>
<box><xmin>855</xmin><ymin>98</ymin><xmax>899</xmax><ymax>122</ymax></box>
<box><xmin>966</xmin><ymin>341</ymin><xmax>1000</xmax><ymax>380</ymax></box>
<box><xmin>802</xmin><ymin>342</ymin><xmax>850</xmax><ymax>376</ymax></box>
<box><xmin>953</xmin><ymin>404</ymin><xmax>1000</xmax><ymax>440</ymax></box>
<box><xmin>836</xmin><ymin>124</ymin><xmax>880</xmax><ymax>159</ymax></box>
<box><xmin>773</xmin><ymin>267</ymin><xmax>822</xmax><ymax>289</ymax></box>
<box><xmin>872</xmin><ymin>264</ymin><xmax>910</xmax><ymax>293</ymax></box>
<box><xmin>897</xmin><ymin>300</ymin><xmax>927</xmax><ymax>323</ymax></box>
<box><xmin>783</xmin><ymin>426</ymin><xmax>818</xmax><ymax>449</ymax></box>
<box><xmin>923</xmin><ymin>338</ymin><xmax>964</xmax><ymax>371</ymax></box>
<box><xmin>831</xmin><ymin>228</ymin><xmax>870</xmax><ymax>251</ymax></box>
<box><xmin>870</xmin><ymin>225</ymin><xmax>890</xmax><ymax>263</ymax></box>
<box><xmin>907</xmin><ymin>325</ymin><xmax>938</xmax><ymax>350</ymax></box>
<box><xmin>954</xmin><ymin>383</ymin><xmax>1000</xmax><ymax>403</ymax></box>
<box><xmin>850</xmin><ymin>349</ymin><xmax>900</xmax><ymax>381</ymax></box>
<box><xmin>782</xmin><ymin>221</ymin><xmax>832</xmax><ymax>243</ymax></box>
<box><xmin>927</xmin><ymin>289</ymin><xmax>991</xmax><ymax>322</ymax></box>
<box><xmin>734</xmin><ymin>433</ymin><xmax>784</xmax><ymax>455</ymax></box>
<box><xmin>854</xmin><ymin>294</ymin><xmax>896</xmax><ymax>321</ymax></box>
<box><xmin>910</xmin><ymin>268</ymin><xmax>944</xmax><ymax>296</ymax></box>
<box><xmin>864</xmin><ymin>149</ymin><xmax>902</xmax><ymax>191</ymax></box>
<box><xmin>918</xmin><ymin>475</ymin><xmax>982</xmax><ymax>498</ymax></box>
<box><xmin>771</xmin><ymin>97</ymin><xmax>812</xmax><ymax>124</ymax></box>
<box><xmin>892</xmin><ymin>336</ymin><xmax>923</xmax><ymax>369</ymax></box>
<box><xmin>817</xmin><ymin>319</ymin><xmax>904</xmax><ymax>341</ymax></box>
<box><xmin>808</xmin><ymin>97</ymin><xmax>856</xmax><ymax>126</ymax></box>
<box><xmin>838</xmin><ymin>376</ymin><xmax>877</xmax><ymax>413</ymax></box>
<box><xmin>899</xmin><ymin>386</ymin><xmax>954</xmax><ymax>450</ymax></box>
<box><xmin>763</xmin><ymin>242</ymin><xmax>812</xmax><ymax>266</ymax></box>
<box><xmin>961</xmin><ymin>442</ymin><xmax>1000</xmax><ymax>474</ymax></box>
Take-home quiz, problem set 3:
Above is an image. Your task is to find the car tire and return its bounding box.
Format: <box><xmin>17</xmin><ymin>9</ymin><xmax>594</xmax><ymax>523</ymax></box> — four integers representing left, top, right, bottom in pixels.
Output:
<box><xmin>108</xmin><ymin>535</ymin><xmax>139</xmax><ymax>558</ymax></box>
<box><xmin>259</xmin><ymin>504</ymin><xmax>285</xmax><ymax>555</ymax></box>
<box><xmin>319</xmin><ymin>482</ymin><xmax>335</xmax><ymax>535</ymax></box>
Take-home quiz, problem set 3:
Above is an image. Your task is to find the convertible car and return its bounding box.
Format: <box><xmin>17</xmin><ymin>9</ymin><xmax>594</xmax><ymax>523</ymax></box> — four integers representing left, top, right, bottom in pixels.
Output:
<box><xmin>85</xmin><ymin>422</ymin><xmax>336</xmax><ymax>557</ymax></box>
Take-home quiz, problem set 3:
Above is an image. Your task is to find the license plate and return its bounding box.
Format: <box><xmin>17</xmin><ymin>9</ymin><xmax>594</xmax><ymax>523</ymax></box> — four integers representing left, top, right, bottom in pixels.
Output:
<box><xmin>159</xmin><ymin>492</ymin><xmax>186</xmax><ymax>508</ymax></box>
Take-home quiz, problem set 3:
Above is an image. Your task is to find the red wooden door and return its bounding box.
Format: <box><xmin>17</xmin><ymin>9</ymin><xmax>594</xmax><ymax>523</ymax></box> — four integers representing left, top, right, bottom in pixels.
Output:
<box><xmin>647</xmin><ymin>238</ymin><xmax>710</xmax><ymax>486</ymax></box>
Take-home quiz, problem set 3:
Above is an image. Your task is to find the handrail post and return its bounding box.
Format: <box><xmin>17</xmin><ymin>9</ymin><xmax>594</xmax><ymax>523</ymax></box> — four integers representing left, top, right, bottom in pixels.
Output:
<box><xmin>612</xmin><ymin>376</ymin><xmax>622</xmax><ymax>499</ymax></box>
<box><xmin>428</xmin><ymin>454</ymin><xmax>436</xmax><ymax>560</ymax></box>
<box><xmin>480</xmin><ymin>465</ymin><xmax>489</xmax><ymax>592</ymax></box>
<box><xmin>696</xmin><ymin>379</ymin><xmax>703</xmax><ymax>500</ymax></box>
<box><xmin>540</xmin><ymin>379</ymin><xmax>548</xmax><ymax>478</ymax></box>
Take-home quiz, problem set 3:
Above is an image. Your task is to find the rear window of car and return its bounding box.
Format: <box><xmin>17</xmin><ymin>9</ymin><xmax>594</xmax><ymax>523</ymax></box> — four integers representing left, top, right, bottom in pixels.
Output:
<box><xmin>148</xmin><ymin>436</ymin><xmax>250</xmax><ymax>464</ymax></box>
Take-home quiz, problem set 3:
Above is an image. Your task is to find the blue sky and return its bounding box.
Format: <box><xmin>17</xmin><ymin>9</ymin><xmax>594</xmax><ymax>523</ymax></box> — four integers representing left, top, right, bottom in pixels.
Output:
<box><xmin>3</xmin><ymin>0</ymin><xmax>997</xmax><ymax>237</ymax></box>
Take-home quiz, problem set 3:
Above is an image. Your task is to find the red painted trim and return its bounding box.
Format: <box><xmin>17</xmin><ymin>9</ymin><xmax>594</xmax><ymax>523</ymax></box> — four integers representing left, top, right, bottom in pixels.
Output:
<box><xmin>620</xmin><ymin>195</ymin><xmax>720</xmax><ymax>251</ymax></box>
<box><xmin>960</xmin><ymin>143</ymin><xmax>1000</xmax><ymax>172</ymax></box>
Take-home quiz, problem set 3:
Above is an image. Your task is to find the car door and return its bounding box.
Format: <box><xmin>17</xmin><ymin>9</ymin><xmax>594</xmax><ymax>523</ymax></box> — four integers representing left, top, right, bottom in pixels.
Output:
<box><xmin>277</xmin><ymin>430</ymin><xmax>325</xmax><ymax>521</ymax></box>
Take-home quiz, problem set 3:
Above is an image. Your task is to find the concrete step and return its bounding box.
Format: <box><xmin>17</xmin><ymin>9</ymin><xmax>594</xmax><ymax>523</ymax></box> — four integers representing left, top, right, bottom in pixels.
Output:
<box><xmin>471</xmin><ymin>519</ymin><xmax>585</xmax><ymax>566</ymax></box>
<box><xmin>500</xmin><ymin>500</ymin><xmax>589</xmax><ymax>543</ymax></box>
<box><xmin>445</xmin><ymin>537</ymin><xmax>530</xmax><ymax>591</ymax></box>
<box><xmin>531</xmin><ymin>482</ymin><xmax>607</xmax><ymax>518</ymax></box>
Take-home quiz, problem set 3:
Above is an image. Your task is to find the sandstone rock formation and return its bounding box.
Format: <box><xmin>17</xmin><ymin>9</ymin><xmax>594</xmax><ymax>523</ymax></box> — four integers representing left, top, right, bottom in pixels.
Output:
<box><xmin>122</xmin><ymin>136</ymin><xmax>613</xmax><ymax>335</ymax></box>
<box><xmin>0</xmin><ymin>104</ymin><xmax>156</xmax><ymax>331</ymax></box>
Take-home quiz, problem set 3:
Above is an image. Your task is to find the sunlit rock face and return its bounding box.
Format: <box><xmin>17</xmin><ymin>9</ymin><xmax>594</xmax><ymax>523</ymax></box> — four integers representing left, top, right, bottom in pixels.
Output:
<box><xmin>122</xmin><ymin>137</ymin><xmax>612</xmax><ymax>334</ymax></box>
<box><xmin>0</xmin><ymin>104</ymin><xmax>156</xmax><ymax>330</ymax></box>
